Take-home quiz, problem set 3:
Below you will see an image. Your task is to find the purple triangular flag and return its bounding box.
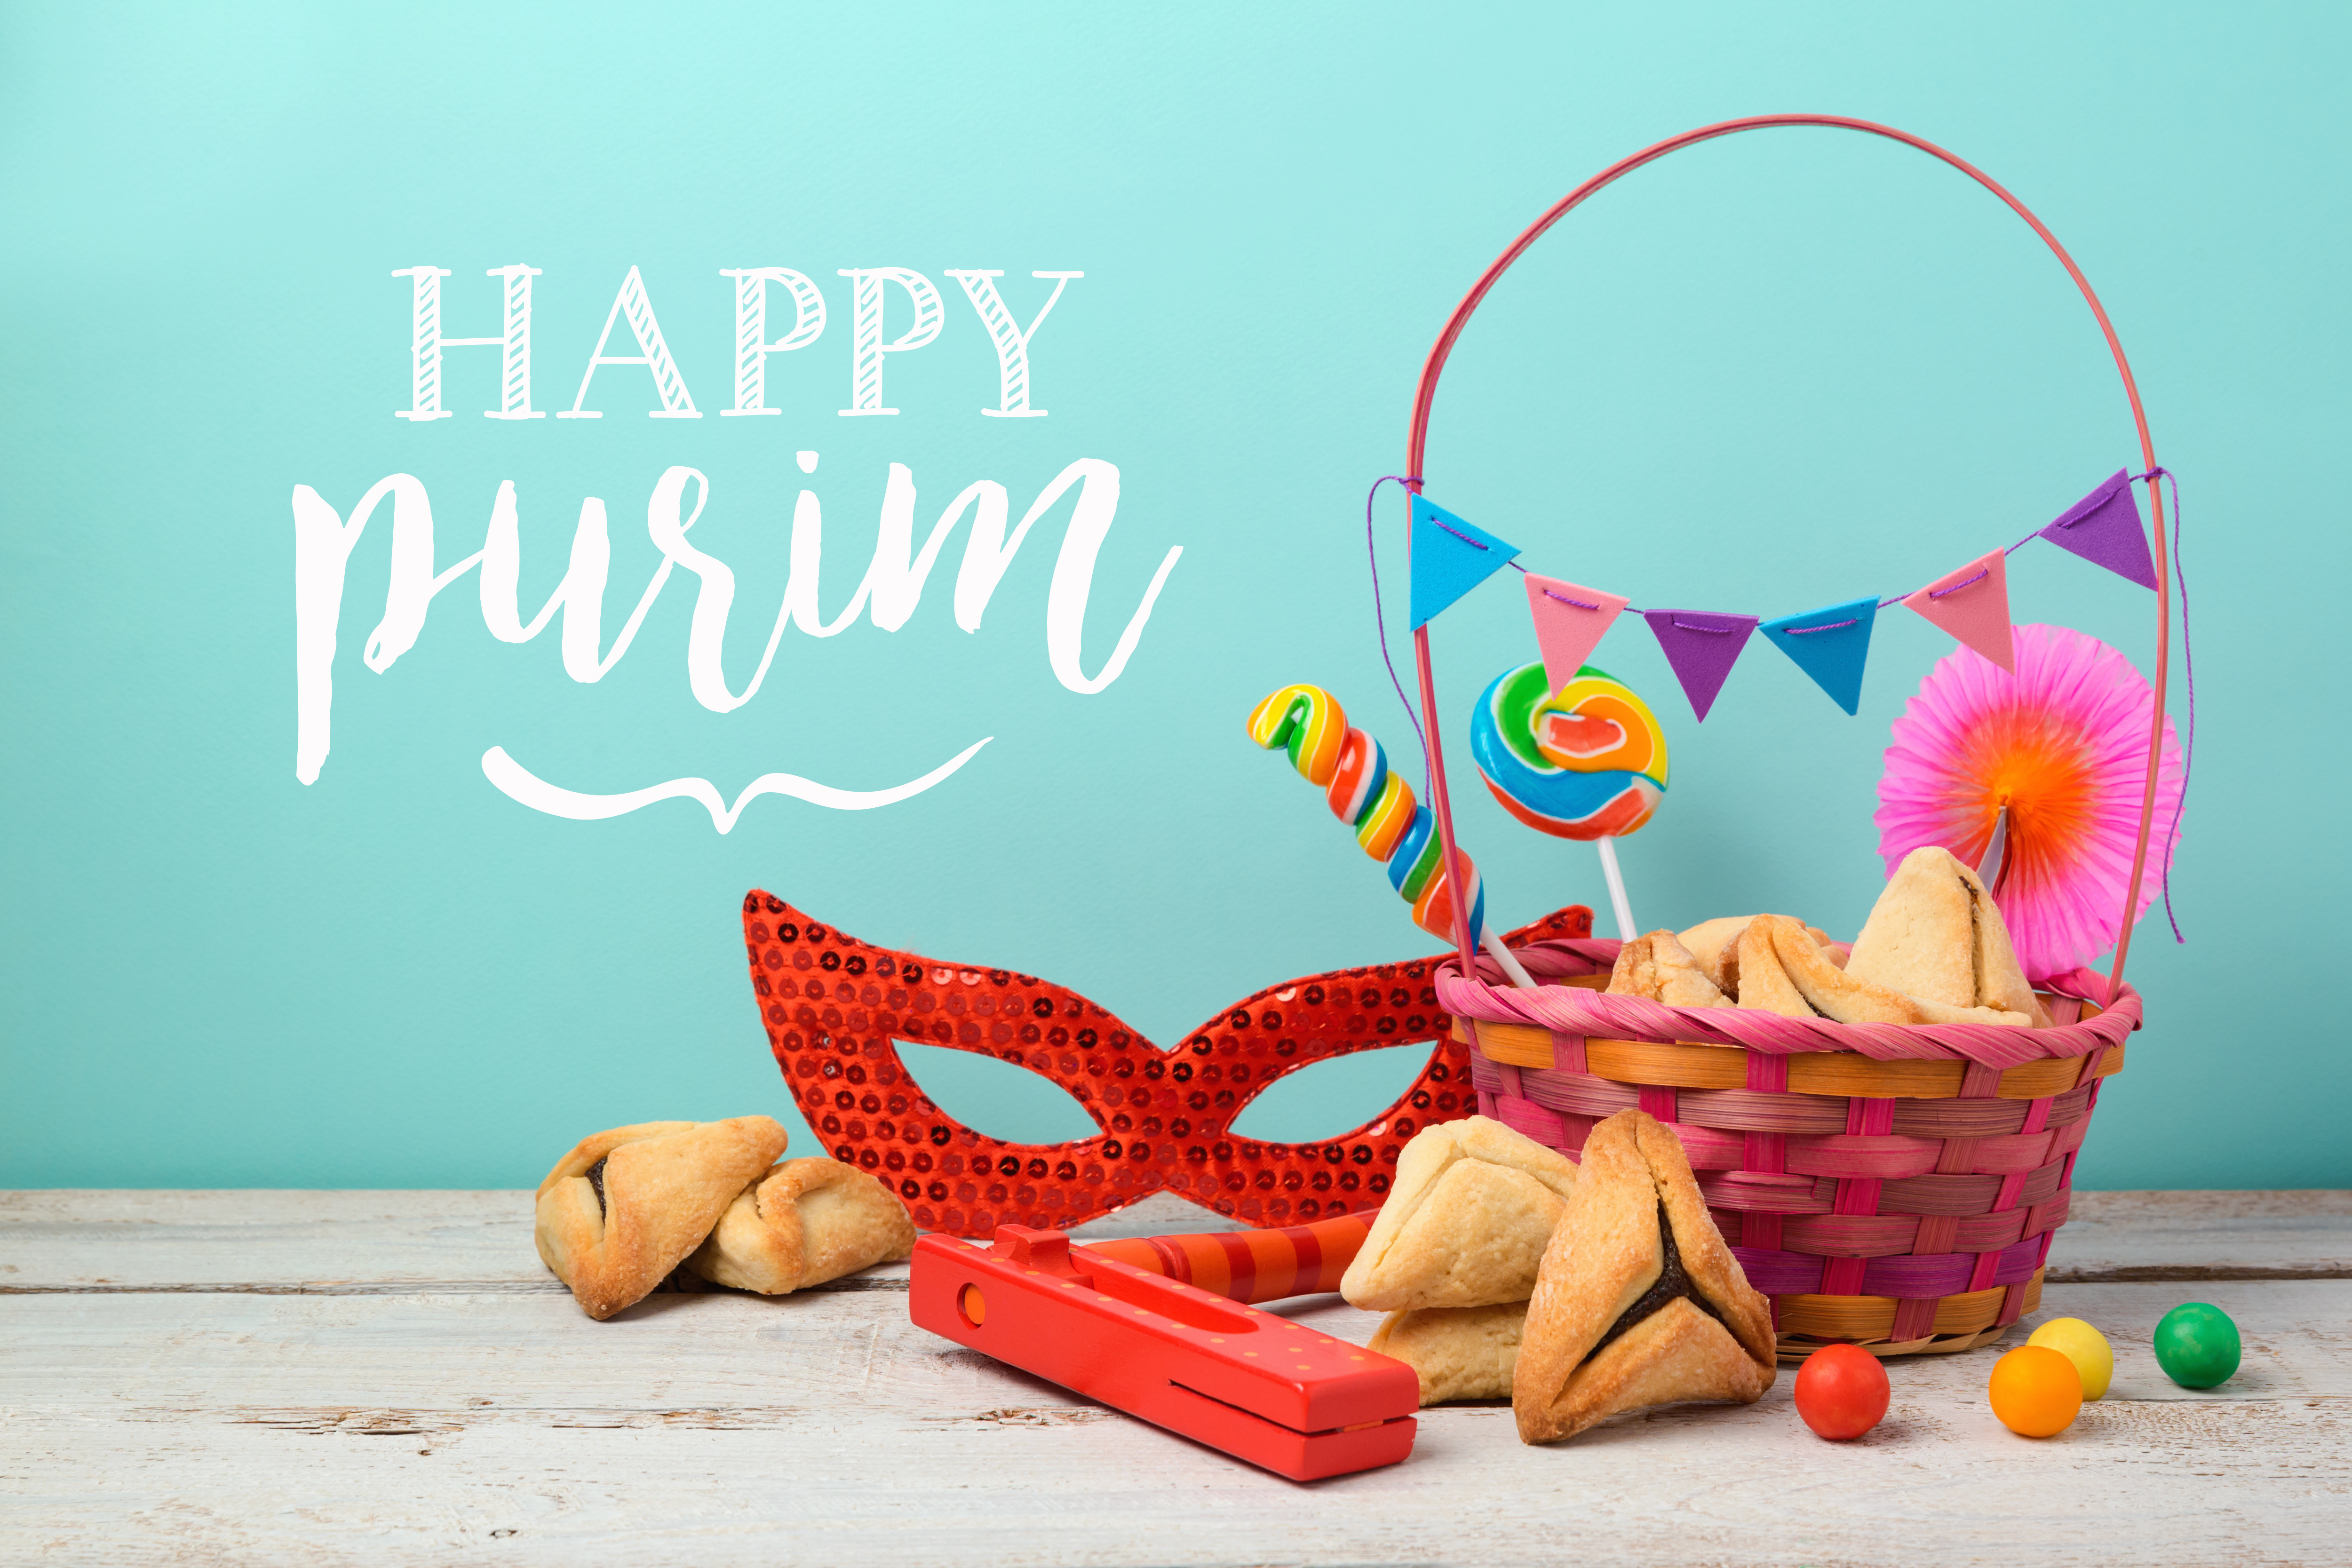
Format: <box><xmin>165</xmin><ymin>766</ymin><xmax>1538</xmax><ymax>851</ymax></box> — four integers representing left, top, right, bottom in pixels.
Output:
<box><xmin>2039</xmin><ymin>470</ymin><xmax>2157</xmax><ymax>590</ymax></box>
<box><xmin>1643</xmin><ymin>608</ymin><xmax>1759</xmax><ymax>722</ymax></box>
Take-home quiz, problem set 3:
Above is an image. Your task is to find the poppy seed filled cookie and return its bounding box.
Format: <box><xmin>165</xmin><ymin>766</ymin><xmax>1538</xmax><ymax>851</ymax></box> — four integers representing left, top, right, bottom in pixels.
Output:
<box><xmin>1845</xmin><ymin>845</ymin><xmax>2052</xmax><ymax>1027</ymax></box>
<box><xmin>1512</xmin><ymin>1110</ymin><xmax>1776</xmax><ymax>1443</ymax></box>
<box><xmin>534</xmin><ymin>1116</ymin><xmax>790</xmax><ymax>1320</ymax></box>
<box><xmin>1369</xmin><ymin>1301</ymin><xmax>1529</xmax><ymax>1406</ymax></box>
<box><xmin>1340</xmin><ymin>1116</ymin><xmax>1579</xmax><ymax>1312</ymax></box>
<box><xmin>1604</xmin><ymin>930</ymin><xmax>1732</xmax><ymax>1008</ymax></box>
<box><xmin>684</xmin><ymin>1156</ymin><xmax>915</xmax><ymax>1294</ymax></box>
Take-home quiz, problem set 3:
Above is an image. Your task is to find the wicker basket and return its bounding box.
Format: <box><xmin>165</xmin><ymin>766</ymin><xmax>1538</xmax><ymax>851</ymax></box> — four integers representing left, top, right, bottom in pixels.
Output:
<box><xmin>1399</xmin><ymin>116</ymin><xmax>2175</xmax><ymax>1360</ymax></box>
<box><xmin>1444</xmin><ymin>946</ymin><xmax>2134</xmax><ymax>1359</ymax></box>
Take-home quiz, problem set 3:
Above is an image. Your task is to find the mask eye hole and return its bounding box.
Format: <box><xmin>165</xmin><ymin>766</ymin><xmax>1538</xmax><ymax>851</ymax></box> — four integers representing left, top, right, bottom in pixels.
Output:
<box><xmin>892</xmin><ymin>1042</ymin><xmax>1100</xmax><ymax>1143</ymax></box>
<box><xmin>1227</xmin><ymin>1042</ymin><xmax>1439</xmax><ymax>1141</ymax></box>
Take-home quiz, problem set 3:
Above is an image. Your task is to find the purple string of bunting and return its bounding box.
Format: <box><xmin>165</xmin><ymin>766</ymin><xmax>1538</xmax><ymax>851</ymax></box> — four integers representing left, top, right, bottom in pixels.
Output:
<box><xmin>1362</xmin><ymin>473</ymin><xmax>1433</xmax><ymax>801</ymax></box>
<box><xmin>1364</xmin><ymin>466</ymin><xmax>2194</xmax><ymax>941</ymax></box>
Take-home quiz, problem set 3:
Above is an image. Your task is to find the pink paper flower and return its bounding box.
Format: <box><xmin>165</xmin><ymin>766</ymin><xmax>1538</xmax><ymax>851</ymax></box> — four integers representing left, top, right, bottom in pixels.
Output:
<box><xmin>1876</xmin><ymin>623</ymin><xmax>2184</xmax><ymax>981</ymax></box>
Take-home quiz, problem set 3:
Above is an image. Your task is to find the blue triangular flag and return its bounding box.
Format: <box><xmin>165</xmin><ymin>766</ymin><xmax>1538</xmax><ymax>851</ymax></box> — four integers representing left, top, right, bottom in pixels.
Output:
<box><xmin>1409</xmin><ymin>495</ymin><xmax>1520</xmax><ymax>629</ymax></box>
<box><xmin>1759</xmin><ymin>596</ymin><xmax>1879</xmax><ymax>715</ymax></box>
<box><xmin>2039</xmin><ymin>470</ymin><xmax>2158</xmax><ymax>590</ymax></box>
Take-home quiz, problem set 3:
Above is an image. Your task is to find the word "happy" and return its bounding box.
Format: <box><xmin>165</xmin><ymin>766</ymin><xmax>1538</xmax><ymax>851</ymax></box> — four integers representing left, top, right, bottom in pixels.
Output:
<box><xmin>393</xmin><ymin>265</ymin><xmax>1081</xmax><ymax>422</ymax></box>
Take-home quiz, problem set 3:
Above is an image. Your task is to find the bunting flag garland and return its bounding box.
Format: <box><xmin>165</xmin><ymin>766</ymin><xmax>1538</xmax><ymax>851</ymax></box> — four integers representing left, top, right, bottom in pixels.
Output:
<box><xmin>1902</xmin><ymin>548</ymin><xmax>2015</xmax><ymax>671</ymax></box>
<box><xmin>1523</xmin><ymin>574</ymin><xmax>1628</xmax><ymax>697</ymax></box>
<box><xmin>1408</xmin><ymin>494</ymin><xmax>1520</xmax><ymax>629</ymax></box>
<box><xmin>2039</xmin><ymin>470</ymin><xmax>2158</xmax><ymax>590</ymax></box>
<box><xmin>1759</xmin><ymin>596</ymin><xmax>1880</xmax><ymax>716</ymax></box>
<box><xmin>1386</xmin><ymin>466</ymin><xmax>2171</xmax><ymax>723</ymax></box>
<box><xmin>1641</xmin><ymin>609</ymin><xmax>1759</xmax><ymax>722</ymax></box>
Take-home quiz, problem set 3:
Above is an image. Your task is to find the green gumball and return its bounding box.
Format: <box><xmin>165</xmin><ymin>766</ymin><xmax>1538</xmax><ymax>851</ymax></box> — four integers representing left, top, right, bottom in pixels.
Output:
<box><xmin>2153</xmin><ymin>1302</ymin><xmax>2241</xmax><ymax>1388</ymax></box>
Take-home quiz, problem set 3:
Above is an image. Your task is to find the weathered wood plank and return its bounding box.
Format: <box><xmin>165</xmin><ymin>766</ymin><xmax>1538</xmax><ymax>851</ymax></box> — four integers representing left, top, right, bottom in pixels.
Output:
<box><xmin>5</xmin><ymin>1190</ymin><xmax>2346</xmax><ymax>1294</ymax></box>
<box><xmin>3</xmin><ymin>1281</ymin><xmax>2347</xmax><ymax>1566</ymax></box>
<box><xmin>2042</xmin><ymin>1188</ymin><xmax>2352</xmax><ymax>1280</ymax></box>
<box><xmin>0</xmin><ymin>1188</ymin><xmax>555</xmax><ymax>1294</ymax></box>
<box><xmin>0</xmin><ymin>1190</ymin><xmax>1239</xmax><ymax>1295</ymax></box>
<box><xmin>6</xmin><ymin>1191</ymin><xmax>2350</xmax><ymax>1564</ymax></box>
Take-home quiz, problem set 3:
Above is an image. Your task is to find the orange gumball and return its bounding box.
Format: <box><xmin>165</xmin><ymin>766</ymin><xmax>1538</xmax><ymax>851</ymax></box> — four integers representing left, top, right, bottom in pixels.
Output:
<box><xmin>1987</xmin><ymin>1344</ymin><xmax>2083</xmax><ymax>1437</ymax></box>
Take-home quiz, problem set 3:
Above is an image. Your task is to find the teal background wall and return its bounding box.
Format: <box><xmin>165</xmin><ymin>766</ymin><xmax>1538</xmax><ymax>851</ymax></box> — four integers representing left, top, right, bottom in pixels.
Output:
<box><xmin>3</xmin><ymin>2</ymin><xmax>2344</xmax><ymax>1189</ymax></box>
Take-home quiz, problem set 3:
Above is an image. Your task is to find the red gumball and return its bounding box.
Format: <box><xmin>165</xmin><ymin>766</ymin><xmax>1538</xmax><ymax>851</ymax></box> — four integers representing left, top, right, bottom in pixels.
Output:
<box><xmin>1793</xmin><ymin>1344</ymin><xmax>1891</xmax><ymax>1441</ymax></box>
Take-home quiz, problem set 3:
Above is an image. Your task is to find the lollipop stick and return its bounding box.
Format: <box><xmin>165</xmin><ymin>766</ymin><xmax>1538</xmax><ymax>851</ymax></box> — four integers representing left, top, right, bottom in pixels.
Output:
<box><xmin>1479</xmin><ymin>927</ymin><xmax>1539</xmax><ymax>991</ymax></box>
<box><xmin>1595</xmin><ymin>836</ymin><xmax>1637</xmax><ymax>939</ymax></box>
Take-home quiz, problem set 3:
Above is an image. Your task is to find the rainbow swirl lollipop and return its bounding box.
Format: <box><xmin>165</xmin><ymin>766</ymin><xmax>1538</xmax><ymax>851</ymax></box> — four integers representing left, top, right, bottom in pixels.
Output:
<box><xmin>1469</xmin><ymin>662</ymin><xmax>1669</xmax><ymax>840</ymax></box>
<box><xmin>1247</xmin><ymin>683</ymin><xmax>1485</xmax><ymax>945</ymax></box>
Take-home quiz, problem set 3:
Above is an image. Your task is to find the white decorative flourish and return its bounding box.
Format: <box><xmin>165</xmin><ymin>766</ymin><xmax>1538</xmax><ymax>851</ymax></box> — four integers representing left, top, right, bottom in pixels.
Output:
<box><xmin>479</xmin><ymin>737</ymin><xmax>993</xmax><ymax>833</ymax></box>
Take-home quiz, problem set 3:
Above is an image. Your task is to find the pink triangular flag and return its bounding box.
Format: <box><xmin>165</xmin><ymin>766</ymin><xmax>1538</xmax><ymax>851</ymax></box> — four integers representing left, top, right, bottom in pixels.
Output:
<box><xmin>1902</xmin><ymin>549</ymin><xmax>2015</xmax><ymax>672</ymax></box>
<box><xmin>1523</xmin><ymin>574</ymin><xmax>1629</xmax><ymax>695</ymax></box>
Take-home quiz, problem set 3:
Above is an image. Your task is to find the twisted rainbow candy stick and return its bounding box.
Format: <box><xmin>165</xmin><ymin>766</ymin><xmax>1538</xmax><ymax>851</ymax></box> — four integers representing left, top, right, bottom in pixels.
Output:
<box><xmin>1246</xmin><ymin>683</ymin><xmax>1485</xmax><ymax>945</ymax></box>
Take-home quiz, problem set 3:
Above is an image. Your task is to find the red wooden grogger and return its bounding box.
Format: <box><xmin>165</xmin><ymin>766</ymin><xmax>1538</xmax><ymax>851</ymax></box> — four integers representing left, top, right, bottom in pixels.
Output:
<box><xmin>910</xmin><ymin>1218</ymin><xmax>1419</xmax><ymax>1480</ymax></box>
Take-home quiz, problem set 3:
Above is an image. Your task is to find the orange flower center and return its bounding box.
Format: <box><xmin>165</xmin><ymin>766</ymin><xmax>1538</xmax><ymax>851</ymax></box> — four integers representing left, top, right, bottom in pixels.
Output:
<box><xmin>1954</xmin><ymin>706</ymin><xmax>2099</xmax><ymax>891</ymax></box>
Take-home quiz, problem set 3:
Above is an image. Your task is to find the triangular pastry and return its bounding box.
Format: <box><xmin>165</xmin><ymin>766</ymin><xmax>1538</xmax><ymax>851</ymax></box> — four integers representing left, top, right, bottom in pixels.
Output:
<box><xmin>1367</xmin><ymin>1301</ymin><xmax>1527</xmax><ymax>1405</ymax></box>
<box><xmin>1730</xmin><ymin>915</ymin><xmax>1816</xmax><ymax>1018</ymax></box>
<box><xmin>1341</xmin><ymin>1116</ymin><xmax>1578</xmax><ymax>1311</ymax></box>
<box><xmin>1846</xmin><ymin>846</ymin><xmax>2052</xmax><ymax>1027</ymax></box>
<box><xmin>1732</xmin><ymin>916</ymin><xmax>2033</xmax><ymax>1027</ymax></box>
<box><xmin>534</xmin><ymin>1116</ymin><xmax>789</xmax><ymax>1319</ymax></box>
<box><xmin>1678</xmin><ymin>915</ymin><xmax>1839</xmax><ymax>995</ymax></box>
<box><xmin>1513</xmin><ymin>1109</ymin><xmax>1776</xmax><ymax>1443</ymax></box>
<box><xmin>1674</xmin><ymin>916</ymin><xmax>1752</xmax><ymax>992</ymax></box>
<box><xmin>1606</xmin><ymin>931</ymin><xmax>1732</xmax><ymax>1007</ymax></box>
<box><xmin>1756</xmin><ymin>915</ymin><xmax>1925</xmax><ymax>1024</ymax></box>
<box><xmin>683</xmin><ymin>1156</ymin><xmax>915</xmax><ymax>1294</ymax></box>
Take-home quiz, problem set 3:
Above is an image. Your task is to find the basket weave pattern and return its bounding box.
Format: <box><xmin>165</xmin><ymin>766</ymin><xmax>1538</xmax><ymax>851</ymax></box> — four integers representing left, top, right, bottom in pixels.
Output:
<box><xmin>1440</xmin><ymin>939</ymin><xmax>2137</xmax><ymax>1358</ymax></box>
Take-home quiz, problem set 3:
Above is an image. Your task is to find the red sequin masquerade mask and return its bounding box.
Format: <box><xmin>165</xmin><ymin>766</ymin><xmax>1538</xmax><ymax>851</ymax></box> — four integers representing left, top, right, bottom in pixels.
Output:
<box><xmin>742</xmin><ymin>893</ymin><xmax>1593</xmax><ymax>1236</ymax></box>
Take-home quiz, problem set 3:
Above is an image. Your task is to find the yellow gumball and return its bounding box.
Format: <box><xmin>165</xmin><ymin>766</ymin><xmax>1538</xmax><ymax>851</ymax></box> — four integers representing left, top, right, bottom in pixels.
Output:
<box><xmin>2027</xmin><ymin>1317</ymin><xmax>2114</xmax><ymax>1401</ymax></box>
<box><xmin>1988</xmin><ymin>1345</ymin><xmax>2083</xmax><ymax>1438</ymax></box>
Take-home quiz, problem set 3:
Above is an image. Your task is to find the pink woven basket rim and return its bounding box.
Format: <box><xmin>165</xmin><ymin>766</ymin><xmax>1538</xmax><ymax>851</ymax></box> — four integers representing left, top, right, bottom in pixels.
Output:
<box><xmin>1438</xmin><ymin>938</ymin><xmax>2139</xmax><ymax>1069</ymax></box>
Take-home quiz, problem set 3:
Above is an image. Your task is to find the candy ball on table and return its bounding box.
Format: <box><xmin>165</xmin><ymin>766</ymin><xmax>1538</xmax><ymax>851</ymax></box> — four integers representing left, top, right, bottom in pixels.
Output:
<box><xmin>2026</xmin><ymin>1317</ymin><xmax>2114</xmax><ymax>1401</ymax></box>
<box><xmin>2153</xmin><ymin>1302</ymin><xmax>2242</xmax><ymax>1389</ymax></box>
<box><xmin>1792</xmin><ymin>1343</ymin><xmax>1890</xmax><ymax>1440</ymax></box>
<box><xmin>1987</xmin><ymin>1344</ymin><xmax>2083</xmax><ymax>1438</ymax></box>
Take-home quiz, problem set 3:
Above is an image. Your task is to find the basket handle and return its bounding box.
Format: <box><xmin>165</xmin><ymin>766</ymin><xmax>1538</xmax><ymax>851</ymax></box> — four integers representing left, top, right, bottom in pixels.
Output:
<box><xmin>1407</xmin><ymin>115</ymin><xmax>2171</xmax><ymax>1011</ymax></box>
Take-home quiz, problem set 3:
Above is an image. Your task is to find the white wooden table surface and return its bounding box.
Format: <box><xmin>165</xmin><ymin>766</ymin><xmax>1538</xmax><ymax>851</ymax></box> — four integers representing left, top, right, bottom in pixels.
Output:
<box><xmin>4</xmin><ymin>1189</ymin><xmax>2348</xmax><ymax>1566</ymax></box>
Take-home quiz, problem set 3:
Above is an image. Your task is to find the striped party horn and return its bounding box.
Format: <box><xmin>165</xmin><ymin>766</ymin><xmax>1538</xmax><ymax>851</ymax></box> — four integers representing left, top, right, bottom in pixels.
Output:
<box><xmin>1083</xmin><ymin>1212</ymin><xmax>1373</xmax><ymax>1305</ymax></box>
